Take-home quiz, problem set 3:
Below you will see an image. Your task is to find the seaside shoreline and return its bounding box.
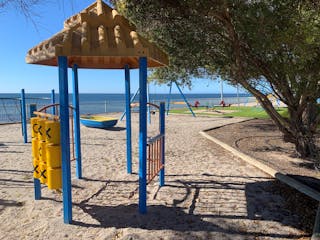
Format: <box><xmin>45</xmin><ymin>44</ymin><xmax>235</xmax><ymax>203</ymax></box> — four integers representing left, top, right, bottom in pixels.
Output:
<box><xmin>0</xmin><ymin>93</ymin><xmax>255</xmax><ymax>124</ymax></box>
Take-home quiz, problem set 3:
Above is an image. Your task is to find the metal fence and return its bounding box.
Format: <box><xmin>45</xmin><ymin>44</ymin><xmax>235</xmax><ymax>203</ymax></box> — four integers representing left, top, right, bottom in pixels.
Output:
<box><xmin>0</xmin><ymin>97</ymin><xmax>51</xmax><ymax>124</ymax></box>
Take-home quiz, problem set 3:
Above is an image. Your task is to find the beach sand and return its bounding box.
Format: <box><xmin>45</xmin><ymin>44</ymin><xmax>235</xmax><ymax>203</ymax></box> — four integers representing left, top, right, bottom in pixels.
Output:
<box><xmin>0</xmin><ymin>113</ymin><xmax>308</xmax><ymax>239</ymax></box>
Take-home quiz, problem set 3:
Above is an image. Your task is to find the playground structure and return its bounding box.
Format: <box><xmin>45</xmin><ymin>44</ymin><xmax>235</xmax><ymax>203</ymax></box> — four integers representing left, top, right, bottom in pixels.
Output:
<box><xmin>120</xmin><ymin>85</ymin><xmax>153</xmax><ymax>124</ymax></box>
<box><xmin>146</xmin><ymin>103</ymin><xmax>165</xmax><ymax>185</ymax></box>
<box><xmin>31</xmin><ymin>103</ymin><xmax>79</xmax><ymax>199</ymax></box>
<box><xmin>120</xmin><ymin>80</ymin><xmax>196</xmax><ymax>118</ymax></box>
<box><xmin>26</xmin><ymin>0</ymin><xmax>168</xmax><ymax>224</ymax></box>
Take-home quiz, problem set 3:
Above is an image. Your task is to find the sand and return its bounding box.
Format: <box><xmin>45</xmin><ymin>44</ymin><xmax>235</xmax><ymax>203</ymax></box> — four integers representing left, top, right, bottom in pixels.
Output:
<box><xmin>0</xmin><ymin>113</ymin><xmax>309</xmax><ymax>239</ymax></box>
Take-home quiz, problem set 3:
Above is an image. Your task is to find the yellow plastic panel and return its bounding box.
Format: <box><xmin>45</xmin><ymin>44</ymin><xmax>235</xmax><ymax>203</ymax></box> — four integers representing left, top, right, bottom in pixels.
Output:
<box><xmin>38</xmin><ymin>141</ymin><xmax>46</xmax><ymax>163</ymax></box>
<box><xmin>45</xmin><ymin>121</ymin><xmax>60</xmax><ymax>145</ymax></box>
<box><xmin>31</xmin><ymin>117</ymin><xmax>39</xmax><ymax>139</ymax></box>
<box><xmin>46</xmin><ymin>145</ymin><xmax>61</xmax><ymax>168</ymax></box>
<box><xmin>37</xmin><ymin>118</ymin><xmax>46</xmax><ymax>142</ymax></box>
<box><xmin>47</xmin><ymin>168</ymin><xmax>62</xmax><ymax>190</ymax></box>
<box><xmin>39</xmin><ymin>162</ymin><xmax>47</xmax><ymax>184</ymax></box>
<box><xmin>32</xmin><ymin>138</ymin><xmax>39</xmax><ymax>159</ymax></box>
<box><xmin>33</xmin><ymin>158</ymin><xmax>40</xmax><ymax>179</ymax></box>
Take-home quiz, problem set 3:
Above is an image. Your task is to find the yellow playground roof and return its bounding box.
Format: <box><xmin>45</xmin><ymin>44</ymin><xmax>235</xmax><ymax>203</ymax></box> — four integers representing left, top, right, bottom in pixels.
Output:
<box><xmin>25</xmin><ymin>0</ymin><xmax>168</xmax><ymax>69</ymax></box>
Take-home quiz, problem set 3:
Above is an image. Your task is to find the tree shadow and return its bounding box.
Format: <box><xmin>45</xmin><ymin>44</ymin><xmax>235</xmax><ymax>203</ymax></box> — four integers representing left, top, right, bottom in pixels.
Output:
<box><xmin>244</xmin><ymin>120</ymin><xmax>277</xmax><ymax>132</ymax></box>
<box><xmin>245</xmin><ymin>180</ymin><xmax>312</xmax><ymax>233</ymax></box>
<box><xmin>291</xmin><ymin>161</ymin><xmax>316</xmax><ymax>170</ymax></box>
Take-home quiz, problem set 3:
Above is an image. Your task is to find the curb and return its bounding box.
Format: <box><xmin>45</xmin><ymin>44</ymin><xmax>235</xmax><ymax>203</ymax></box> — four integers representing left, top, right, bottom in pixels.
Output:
<box><xmin>199</xmin><ymin>129</ymin><xmax>320</xmax><ymax>202</ymax></box>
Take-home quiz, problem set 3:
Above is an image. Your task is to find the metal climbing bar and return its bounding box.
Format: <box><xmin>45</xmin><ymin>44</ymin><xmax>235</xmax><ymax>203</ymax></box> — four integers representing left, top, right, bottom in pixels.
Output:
<box><xmin>120</xmin><ymin>87</ymin><xmax>139</xmax><ymax>121</ymax></box>
<box><xmin>147</xmin><ymin>133</ymin><xmax>164</xmax><ymax>184</ymax></box>
<box><xmin>21</xmin><ymin>89</ymin><xmax>28</xmax><ymax>143</ymax></box>
<box><xmin>174</xmin><ymin>82</ymin><xmax>196</xmax><ymax>117</ymax></box>
<box><xmin>36</xmin><ymin>103</ymin><xmax>76</xmax><ymax>162</ymax></box>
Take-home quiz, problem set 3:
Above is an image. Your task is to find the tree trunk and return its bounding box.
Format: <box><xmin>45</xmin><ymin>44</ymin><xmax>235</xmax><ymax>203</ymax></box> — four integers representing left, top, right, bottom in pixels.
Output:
<box><xmin>294</xmin><ymin>133</ymin><xmax>318</xmax><ymax>160</ymax></box>
<box><xmin>242</xmin><ymin>83</ymin><xmax>319</xmax><ymax>163</ymax></box>
<box><xmin>278</xmin><ymin>101</ymin><xmax>320</xmax><ymax>162</ymax></box>
<box><xmin>292</xmin><ymin>100</ymin><xmax>320</xmax><ymax>161</ymax></box>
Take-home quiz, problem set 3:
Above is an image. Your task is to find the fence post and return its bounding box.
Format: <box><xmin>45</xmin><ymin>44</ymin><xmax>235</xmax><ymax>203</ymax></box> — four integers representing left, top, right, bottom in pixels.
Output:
<box><xmin>159</xmin><ymin>102</ymin><xmax>165</xmax><ymax>187</ymax></box>
<box><xmin>29</xmin><ymin>104</ymin><xmax>37</xmax><ymax>118</ymax></box>
<box><xmin>21</xmin><ymin>89</ymin><xmax>28</xmax><ymax>143</ymax></box>
<box><xmin>51</xmin><ymin>89</ymin><xmax>56</xmax><ymax>115</ymax></box>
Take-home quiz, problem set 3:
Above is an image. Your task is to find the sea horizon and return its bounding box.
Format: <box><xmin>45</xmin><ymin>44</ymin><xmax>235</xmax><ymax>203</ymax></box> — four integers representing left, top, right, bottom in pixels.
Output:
<box><xmin>0</xmin><ymin>92</ymin><xmax>254</xmax><ymax>123</ymax></box>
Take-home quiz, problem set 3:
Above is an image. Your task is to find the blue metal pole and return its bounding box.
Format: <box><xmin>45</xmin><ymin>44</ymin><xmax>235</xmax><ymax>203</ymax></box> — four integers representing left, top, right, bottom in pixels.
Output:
<box><xmin>159</xmin><ymin>102</ymin><xmax>165</xmax><ymax>187</ymax></box>
<box><xmin>120</xmin><ymin>87</ymin><xmax>140</xmax><ymax>121</ymax></box>
<box><xmin>175</xmin><ymin>82</ymin><xmax>196</xmax><ymax>117</ymax></box>
<box><xmin>147</xmin><ymin>83</ymin><xmax>151</xmax><ymax>124</ymax></box>
<box><xmin>124</xmin><ymin>65</ymin><xmax>132</xmax><ymax>174</ymax></box>
<box><xmin>51</xmin><ymin>89</ymin><xmax>56</xmax><ymax>115</ymax></box>
<box><xmin>58</xmin><ymin>56</ymin><xmax>72</xmax><ymax>224</ymax></box>
<box><xmin>30</xmin><ymin>100</ymin><xmax>41</xmax><ymax>199</ymax></box>
<box><xmin>139</xmin><ymin>57</ymin><xmax>147</xmax><ymax>214</ymax></box>
<box><xmin>34</xmin><ymin>178</ymin><xmax>41</xmax><ymax>200</ymax></box>
<box><xmin>72</xmin><ymin>64</ymin><xmax>82</xmax><ymax>179</ymax></box>
<box><xmin>21</xmin><ymin>89</ymin><xmax>28</xmax><ymax>143</ymax></box>
<box><xmin>166</xmin><ymin>82</ymin><xmax>172</xmax><ymax>116</ymax></box>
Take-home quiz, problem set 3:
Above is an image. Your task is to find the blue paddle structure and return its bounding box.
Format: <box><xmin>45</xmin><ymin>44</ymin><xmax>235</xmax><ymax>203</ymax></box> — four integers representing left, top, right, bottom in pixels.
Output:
<box><xmin>26</xmin><ymin>0</ymin><xmax>168</xmax><ymax>223</ymax></box>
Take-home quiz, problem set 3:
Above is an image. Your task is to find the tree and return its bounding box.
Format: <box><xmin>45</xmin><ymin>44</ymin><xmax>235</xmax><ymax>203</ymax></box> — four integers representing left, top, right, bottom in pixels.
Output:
<box><xmin>0</xmin><ymin>0</ymin><xmax>41</xmax><ymax>18</ymax></box>
<box><xmin>113</xmin><ymin>0</ymin><xmax>320</xmax><ymax>162</ymax></box>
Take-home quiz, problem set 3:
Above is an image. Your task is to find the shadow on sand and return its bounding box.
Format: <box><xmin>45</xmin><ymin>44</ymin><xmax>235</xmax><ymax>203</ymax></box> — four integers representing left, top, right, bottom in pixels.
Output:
<box><xmin>68</xmin><ymin>176</ymin><xmax>309</xmax><ymax>239</ymax></box>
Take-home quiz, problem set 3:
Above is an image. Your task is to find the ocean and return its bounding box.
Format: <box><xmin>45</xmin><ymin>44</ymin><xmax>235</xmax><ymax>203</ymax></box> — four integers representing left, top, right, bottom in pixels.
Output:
<box><xmin>0</xmin><ymin>93</ymin><xmax>253</xmax><ymax>123</ymax></box>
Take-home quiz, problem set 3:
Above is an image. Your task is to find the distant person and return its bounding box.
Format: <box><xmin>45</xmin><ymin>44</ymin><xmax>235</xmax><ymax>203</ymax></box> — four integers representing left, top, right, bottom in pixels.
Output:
<box><xmin>194</xmin><ymin>100</ymin><xmax>200</xmax><ymax>108</ymax></box>
<box><xmin>220</xmin><ymin>100</ymin><xmax>231</xmax><ymax>107</ymax></box>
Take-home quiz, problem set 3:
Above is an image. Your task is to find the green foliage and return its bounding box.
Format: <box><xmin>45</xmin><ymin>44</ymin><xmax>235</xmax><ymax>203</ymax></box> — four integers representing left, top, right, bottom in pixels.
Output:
<box><xmin>115</xmin><ymin>0</ymin><xmax>320</xmax><ymax>158</ymax></box>
<box><xmin>115</xmin><ymin>1</ymin><xmax>320</xmax><ymax>101</ymax></box>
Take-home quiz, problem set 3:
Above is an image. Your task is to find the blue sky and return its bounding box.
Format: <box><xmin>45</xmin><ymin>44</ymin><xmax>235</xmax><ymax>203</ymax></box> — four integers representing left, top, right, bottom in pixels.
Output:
<box><xmin>0</xmin><ymin>0</ymin><xmax>241</xmax><ymax>94</ymax></box>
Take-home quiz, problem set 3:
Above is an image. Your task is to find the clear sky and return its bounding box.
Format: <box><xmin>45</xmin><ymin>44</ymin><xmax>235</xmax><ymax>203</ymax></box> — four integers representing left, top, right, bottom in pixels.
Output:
<box><xmin>0</xmin><ymin>0</ymin><xmax>241</xmax><ymax>94</ymax></box>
